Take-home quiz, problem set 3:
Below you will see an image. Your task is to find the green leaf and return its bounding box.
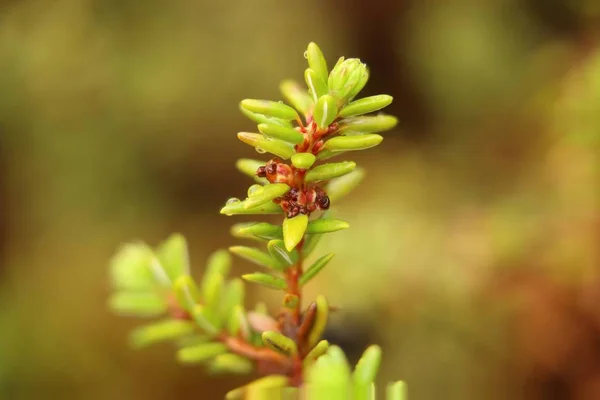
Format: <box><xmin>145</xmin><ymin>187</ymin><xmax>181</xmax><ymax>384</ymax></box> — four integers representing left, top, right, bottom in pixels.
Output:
<box><xmin>227</xmin><ymin>305</ymin><xmax>250</xmax><ymax>338</ymax></box>
<box><xmin>235</xmin><ymin>158</ymin><xmax>268</xmax><ymax>184</ymax></box>
<box><xmin>173</xmin><ymin>275</ymin><xmax>200</xmax><ymax>311</ymax></box>
<box><xmin>305</xmin><ymin>68</ymin><xmax>328</xmax><ymax>102</ymax></box>
<box><xmin>313</xmin><ymin>94</ymin><xmax>338</xmax><ymax>129</ymax></box>
<box><xmin>291</xmin><ymin>153</ymin><xmax>316</xmax><ymax>169</ymax></box>
<box><xmin>240</xmin><ymin>99</ymin><xmax>299</xmax><ymax>120</ymax></box>
<box><xmin>155</xmin><ymin>234</ymin><xmax>189</xmax><ymax>281</ymax></box>
<box><xmin>190</xmin><ymin>305</ymin><xmax>219</xmax><ymax>336</ymax></box>
<box><xmin>239</xmin><ymin>105</ymin><xmax>291</xmax><ymax>127</ymax></box>
<box><xmin>262</xmin><ymin>331</ymin><xmax>298</xmax><ymax>357</ymax></box>
<box><xmin>307</xmin><ymin>42</ymin><xmax>329</xmax><ymax>85</ymax></box>
<box><xmin>108</xmin><ymin>291</ymin><xmax>167</xmax><ymax>317</ymax></box>
<box><xmin>346</xmin><ymin>67</ymin><xmax>370</xmax><ymax>103</ymax></box>
<box><xmin>237</xmin><ymin>132</ymin><xmax>296</xmax><ymax>159</ymax></box>
<box><xmin>242</xmin><ymin>273</ymin><xmax>287</xmax><ymax>290</ymax></box>
<box><xmin>307</xmin><ymin>295</ymin><xmax>329</xmax><ymax>349</ymax></box>
<box><xmin>306</xmin><ymin>218</ymin><xmax>349</xmax><ymax>234</ymax></box>
<box><xmin>339</xmin><ymin>95</ymin><xmax>393</xmax><ymax>118</ymax></box>
<box><xmin>267</xmin><ymin>239</ymin><xmax>298</xmax><ymax>267</ymax></box>
<box><xmin>202</xmin><ymin>273</ymin><xmax>224</xmax><ymax>309</ymax></box>
<box><xmin>177</xmin><ymin>342</ymin><xmax>228</xmax><ymax>364</ymax></box>
<box><xmin>302</xmin><ymin>233</ymin><xmax>323</xmax><ymax>258</ymax></box>
<box><xmin>305</xmin><ymin>161</ymin><xmax>356</xmax><ymax>182</ymax></box>
<box><xmin>204</xmin><ymin>249</ymin><xmax>231</xmax><ymax>280</ymax></box>
<box><xmin>220</xmin><ymin>197</ymin><xmax>283</xmax><ymax>215</ymax></box>
<box><xmin>304</xmin><ymin>340</ymin><xmax>330</xmax><ymax>366</ymax></box>
<box><xmin>338</xmin><ymin>114</ymin><xmax>398</xmax><ymax>135</ymax></box>
<box><xmin>129</xmin><ymin>319</ymin><xmax>195</xmax><ymax>349</ymax></box>
<box><xmin>315</xmin><ymin>148</ymin><xmax>345</xmax><ymax>161</ymax></box>
<box><xmin>326</xmin><ymin>168</ymin><xmax>366</xmax><ymax>203</ymax></box>
<box><xmin>283</xmin><ymin>214</ymin><xmax>308</xmax><ymax>251</ymax></box>
<box><xmin>110</xmin><ymin>242</ymin><xmax>155</xmax><ymax>290</ymax></box>
<box><xmin>229</xmin><ymin>246</ymin><xmax>283</xmax><ymax>271</ymax></box>
<box><xmin>300</xmin><ymin>253</ymin><xmax>335</xmax><ymax>286</ymax></box>
<box><xmin>222</xmin><ymin>278</ymin><xmax>244</xmax><ymax>317</ymax></box>
<box><xmin>280</xmin><ymin>80</ymin><xmax>314</xmax><ymax>116</ymax></box>
<box><xmin>244</xmin><ymin>183</ymin><xmax>290</xmax><ymax>210</ymax></box>
<box><xmin>258</xmin><ymin>123</ymin><xmax>304</xmax><ymax>144</ymax></box>
<box><xmin>387</xmin><ymin>381</ymin><xmax>407</xmax><ymax>400</ymax></box>
<box><xmin>226</xmin><ymin>376</ymin><xmax>290</xmax><ymax>400</ymax></box>
<box><xmin>325</xmin><ymin>134</ymin><xmax>383</xmax><ymax>152</ymax></box>
<box><xmin>208</xmin><ymin>353</ymin><xmax>254</xmax><ymax>375</ymax></box>
<box><xmin>327</xmin><ymin>346</ymin><xmax>352</xmax><ymax>378</ymax></box>
<box><xmin>236</xmin><ymin>222</ymin><xmax>283</xmax><ymax>241</ymax></box>
<box><xmin>353</xmin><ymin>345</ymin><xmax>382</xmax><ymax>385</ymax></box>
<box><xmin>328</xmin><ymin>58</ymin><xmax>369</xmax><ymax>104</ymax></box>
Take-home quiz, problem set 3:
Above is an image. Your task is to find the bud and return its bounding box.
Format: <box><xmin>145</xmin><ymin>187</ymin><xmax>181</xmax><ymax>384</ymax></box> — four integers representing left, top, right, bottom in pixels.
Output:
<box><xmin>328</xmin><ymin>58</ymin><xmax>369</xmax><ymax>105</ymax></box>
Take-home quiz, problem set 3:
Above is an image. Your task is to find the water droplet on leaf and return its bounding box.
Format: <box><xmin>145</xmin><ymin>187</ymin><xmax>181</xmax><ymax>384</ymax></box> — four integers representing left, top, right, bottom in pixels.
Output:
<box><xmin>226</xmin><ymin>197</ymin><xmax>241</xmax><ymax>205</ymax></box>
<box><xmin>255</xmin><ymin>147</ymin><xmax>266</xmax><ymax>154</ymax></box>
<box><xmin>247</xmin><ymin>184</ymin><xmax>264</xmax><ymax>197</ymax></box>
<box><xmin>303</xmin><ymin>51</ymin><xmax>308</xmax><ymax>59</ymax></box>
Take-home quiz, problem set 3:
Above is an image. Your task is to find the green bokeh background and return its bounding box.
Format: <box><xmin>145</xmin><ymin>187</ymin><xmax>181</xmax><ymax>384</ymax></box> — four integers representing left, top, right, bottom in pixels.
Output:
<box><xmin>0</xmin><ymin>0</ymin><xmax>599</xmax><ymax>399</ymax></box>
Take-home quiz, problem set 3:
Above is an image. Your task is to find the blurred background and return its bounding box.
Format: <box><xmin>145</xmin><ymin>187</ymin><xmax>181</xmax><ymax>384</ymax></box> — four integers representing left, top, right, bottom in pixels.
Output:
<box><xmin>0</xmin><ymin>0</ymin><xmax>599</xmax><ymax>398</ymax></box>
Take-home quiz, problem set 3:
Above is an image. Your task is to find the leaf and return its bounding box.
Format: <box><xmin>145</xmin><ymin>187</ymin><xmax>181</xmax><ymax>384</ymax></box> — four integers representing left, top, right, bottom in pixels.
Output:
<box><xmin>327</xmin><ymin>346</ymin><xmax>352</xmax><ymax>379</ymax></box>
<box><xmin>338</xmin><ymin>95</ymin><xmax>393</xmax><ymax>118</ymax></box>
<box><xmin>226</xmin><ymin>375</ymin><xmax>290</xmax><ymax>400</ymax></box>
<box><xmin>291</xmin><ymin>153</ymin><xmax>316</xmax><ymax>169</ymax></box>
<box><xmin>387</xmin><ymin>381</ymin><xmax>407</xmax><ymax>400</ymax></box>
<box><xmin>190</xmin><ymin>305</ymin><xmax>219</xmax><ymax>336</ymax></box>
<box><xmin>300</xmin><ymin>253</ymin><xmax>335</xmax><ymax>286</ymax></box>
<box><xmin>326</xmin><ymin>168</ymin><xmax>366</xmax><ymax>203</ymax></box>
<box><xmin>316</xmin><ymin>148</ymin><xmax>346</xmax><ymax>161</ymax></box>
<box><xmin>353</xmin><ymin>345</ymin><xmax>382</xmax><ymax>385</ymax></box>
<box><xmin>280</xmin><ymin>79</ymin><xmax>314</xmax><ymax>116</ymax></box>
<box><xmin>236</xmin><ymin>222</ymin><xmax>283</xmax><ymax>241</ymax></box>
<box><xmin>227</xmin><ymin>305</ymin><xmax>250</xmax><ymax>338</ymax></box>
<box><xmin>237</xmin><ymin>132</ymin><xmax>296</xmax><ymax>159</ymax></box>
<box><xmin>220</xmin><ymin>197</ymin><xmax>283</xmax><ymax>215</ymax></box>
<box><xmin>313</xmin><ymin>94</ymin><xmax>338</xmax><ymax>129</ymax></box>
<box><xmin>229</xmin><ymin>246</ymin><xmax>283</xmax><ymax>271</ymax></box>
<box><xmin>202</xmin><ymin>273</ymin><xmax>224</xmax><ymax>309</ymax></box>
<box><xmin>306</xmin><ymin>218</ymin><xmax>349</xmax><ymax>234</ymax></box>
<box><xmin>110</xmin><ymin>242</ymin><xmax>155</xmax><ymax>290</ymax></box>
<box><xmin>108</xmin><ymin>291</ymin><xmax>167</xmax><ymax>317</ymax></box>
<box><xmin>303</xmin><ymin>340</ymin><xmax>330</xmax><ymax>366</ymax></box>
<box><xmin>302</xmin><ymin>234</ymin><xmax>323</xmax><ymax>258</ymax></box>
<box><xmin>305</xmin><ymin>68</ymin><xmax>328</xmax><ymax>101</ymax></box>
<box><xmin>258</xmin><ymin>123</ymin><xmax>304</xmax><ymax>144</ymax></box>
<box><xmin>305</xmin><ymin>161</ymin><xmax>356</xmax><ymax>182</ymax></box>
<box><xmin>176</xmin><ymin>342</ymin><xmax>228</xmax><ymax>364</ymax></box>
<box><xmin>307</xmin><ymin>42</ymin><xmax>329</xmax><ymax>85</ymax></box>
<box><xmin>239</xmin><ymin>105</ymin><xmax>292</xmax><ymax>127</ymax></box>
<box><xmin>242</xmin><ymin>273</ymin><xmax>287</xmax><ymax>290</ymax></box>
<box><xmin>324</xmin><ymin>134</ymin><xmax>383</xmax><ymax>152</ymax></box>
<box><xmin>240</xmin><ymin>99</ymin><xmax>299</xmax><ymax>120</ymax></box>
<box><xmin>307</xmin><ymin>295</ymin><xmax>329</xmax><ymax>349</ymax></box>
<box><xmin>262</xmin><ymin>331</ymin><xmax>298</xmax><ymax>357</ymax></box>
<box><xmin>338</xmin><ymin>114</ymin><xmax>398</xmax><ymax>135</ymax></box>
<box><xmin>235</xmin><ymin>158</ymin><xmax>268</xmax><ymax>184</ymax></box>
<box><xmin>205</xmin><ymin>249</ymin><xmax>232</xmax><ymax>278</ymax></box>
<box><xmin>155</xmin><ymin>233</ymin><xmax>189</xmax><ymax>282</ymax></box>
<box><xmin>222</xmin><ymin>278</ymin><xmax>245</xmax><ymax>318</ymax></box>
<box><xmin>173</xmin><ymin>275</ymin><xmax>201</xmax><ymax>311</ymax></box>
<box><xmin>247</xmin><ymin>312</ymin><xmax>278</xmax><ymax>333</ymax></box>
<box><xmin>267</xmin><ymin>239</ymin><xmax>298</xmax><ymax>266</ymax></box>
<box><xmin>128</xmin><ymin>319</ymin><xmax>195</xmax><ymax>349</ymax></box>
<box><xmin>244</xmin><ymin>183</ymin><xmax>290</xmax><ymax>209</ymax></box>
<box><xmin>208</xmin><ymin>353</ymin><xmax>253</xmax><ymax>375</ymax></box>
<box><xmin>283</xmin><ymin>214</ymin><xmax>309</xmax><ymax>251</ymax></box>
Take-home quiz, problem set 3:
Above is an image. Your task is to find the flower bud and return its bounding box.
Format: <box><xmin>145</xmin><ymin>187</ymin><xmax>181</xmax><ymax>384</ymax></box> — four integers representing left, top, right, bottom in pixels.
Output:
<box><xmin>328</xmin><ymin>58</ymin><xmax>369</xmax><ymax>105</ymax></box>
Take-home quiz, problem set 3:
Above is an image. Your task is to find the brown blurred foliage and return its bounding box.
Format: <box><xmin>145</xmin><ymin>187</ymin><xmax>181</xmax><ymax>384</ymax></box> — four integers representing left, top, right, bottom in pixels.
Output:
<box><xmin>0</xmin><ymin>0</ymin><xmax>599</xmax><ymax>399</ymax></box>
